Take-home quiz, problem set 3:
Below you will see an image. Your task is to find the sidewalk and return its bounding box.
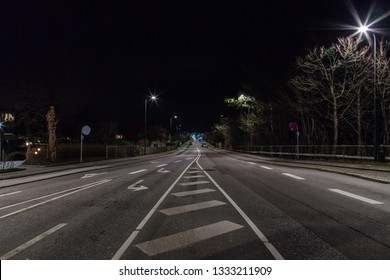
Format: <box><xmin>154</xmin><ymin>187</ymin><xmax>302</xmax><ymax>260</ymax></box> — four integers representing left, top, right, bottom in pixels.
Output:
<box><xmin>213</xmin><ymin>148</ymin><xmax>390</xmax><ymax>184</ymax></box>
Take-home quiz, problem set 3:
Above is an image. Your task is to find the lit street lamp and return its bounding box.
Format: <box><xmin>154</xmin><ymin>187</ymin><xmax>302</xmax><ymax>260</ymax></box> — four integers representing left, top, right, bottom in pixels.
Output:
<box><xmin>144</xmin><ymin>94</ymin><xmax>157</xmax><ymax>155</ymax></box>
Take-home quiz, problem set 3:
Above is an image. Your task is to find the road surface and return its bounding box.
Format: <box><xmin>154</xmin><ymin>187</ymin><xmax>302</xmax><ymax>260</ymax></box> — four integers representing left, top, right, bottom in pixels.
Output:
<box><xmin>1</xmin><ymin>141</ymin><xmax>390</xmax><ymax>259</ymax></box>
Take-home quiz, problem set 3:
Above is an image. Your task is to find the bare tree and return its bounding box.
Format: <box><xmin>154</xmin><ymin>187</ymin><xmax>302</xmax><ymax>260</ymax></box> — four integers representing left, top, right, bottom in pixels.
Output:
<box><xmin>46</xmin><ymin>106</ymin><xmax>58</xmax><ymax>162</ymax></box>
<box><xmin>290</xmin><ymin>37</ymin><xmax>371</xmax><ymax>153</ymax></box>
<box><xmin>376</xmin><ymin>40</ymin><xmax>390</xmax><ymax>145</ymax></box>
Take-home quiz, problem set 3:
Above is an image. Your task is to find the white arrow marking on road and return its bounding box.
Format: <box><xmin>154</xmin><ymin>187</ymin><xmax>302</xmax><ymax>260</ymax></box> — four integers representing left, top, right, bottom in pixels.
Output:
<box><xmin>81</xmin><ymin>172</ymin><xmax>107</xmax><ymax>179</ymax></box>
<box><xmin>129</xmin><ymin>169</ymin><xmax>147</xmax><ymax>175</ymax></box>
<box><xmin>157</xmin><ymin>168</ymin><xmax>170</xmax><ymax>173</ymax></box>
<box><xmin>128</xmin><ymin>180</ymin><xmax>149</xmax><ymax>192</ymax></box>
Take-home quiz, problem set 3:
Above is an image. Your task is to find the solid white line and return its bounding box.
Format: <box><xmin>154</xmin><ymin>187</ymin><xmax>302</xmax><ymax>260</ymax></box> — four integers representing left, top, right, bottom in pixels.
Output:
<box><xmin>329</xmin><ymin>189</ymin><xmax>384</xmax><ymax>205</ymax></box>
<box><xmin>247</xmin><ymin>162</ymin><xmax>256</xmax><ymax>165</ymax></box>
<box><xmin>0</xmin><ymin>180</ymin><xmax>110</xmax><ymax>212</ymax></box>
<box><xmin>135</xmin><ymin>220</ymin><xmax>244</xmax><ymax>256</ymax></box>
<box><xmin>0</xmin><ymin>179</ymin><xmax>111</xmax><ymax>219</ymax></box>
<box><xmin>112</xmin><ymin>153</ymin><xmax>201</xmax><ymax>260</ymax></box>
<box><xmin>282</xmin><ymin>173</ymin><xmax>306</xmax><ymax>180</ymax></box>
<box><xmin>156</xmin><ymin>164</ymin><xmax>168</xmax><ymax>168</ymax></box>
<box><xmin>159</xmin><ymin>200</ymin><xmax>226</xmax><ymax>216</ymax></box>
<box><xmin>197</xmin><ymin>157</ymin><xmax>284</xmax><ymax>260</ymax></box>
<box><xmin>178</xmin><ymin>181</ymin><xmax>210</xmax><ymax>186</ymax></box>
<box><xmin>0</xmin><ymin>191</ymin><xmax>22</xmax><ymax>198</ymax></box>
<box><xmin>0</xmin><ymin>223</ymin><xmax>67</xmax><ymax>260</ymax></box>
<box><xmin>171</xmin><ymin>188</ymin><xmax>216</xmax><ymax>197</ymax></box>
<box><xmin>260</xmin><ymin>166</ymin><xmax>273</xmax><ymax>170</ymax></box>
<box><xmin>129</xmin><ymin>169</ymin><xmax>147</xmax><ymax>174</ymax></box>
<box><xmin>112</xmin><ymin>231</ymin><xmax>140</xmax><ymax>260</ymax></box>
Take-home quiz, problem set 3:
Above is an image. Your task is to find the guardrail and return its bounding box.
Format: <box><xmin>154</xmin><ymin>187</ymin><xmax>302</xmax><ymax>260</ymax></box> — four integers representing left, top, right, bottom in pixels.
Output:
<box><xmin>105</xmin><ymin>145</ymin><xmax>178</xmax><ymax>158</ymax></box>
<box><xmin>231</xmin><ymin>145</ymin><xmax>390</xmax><ymax>160</ymax></box>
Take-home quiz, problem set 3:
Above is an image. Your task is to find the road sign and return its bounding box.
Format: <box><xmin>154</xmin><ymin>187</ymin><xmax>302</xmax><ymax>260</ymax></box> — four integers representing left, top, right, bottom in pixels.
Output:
<box><xmin>289</xmin><ymin>122</ymin><xmax>299</xmax><ymax>132</ymax></box>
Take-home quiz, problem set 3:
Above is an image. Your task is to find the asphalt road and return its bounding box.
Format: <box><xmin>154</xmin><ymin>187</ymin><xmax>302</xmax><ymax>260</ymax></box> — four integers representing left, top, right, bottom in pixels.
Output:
<box><xmin>1</xmin><ymin>142</ymin><xmax>390</xmax><ymax>260</ymax></box>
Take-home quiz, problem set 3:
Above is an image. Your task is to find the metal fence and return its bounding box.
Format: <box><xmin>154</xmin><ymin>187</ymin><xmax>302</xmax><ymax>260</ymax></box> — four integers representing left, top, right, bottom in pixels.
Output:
<box><xmin>231</xmin><ymin>145</ymin><xmax>390</xmax><ymax>160</ymax></box>
<box><xmin>105</xmin><ymin>145</ymin><xmax>178</xmax><ymax>158</ymax></box>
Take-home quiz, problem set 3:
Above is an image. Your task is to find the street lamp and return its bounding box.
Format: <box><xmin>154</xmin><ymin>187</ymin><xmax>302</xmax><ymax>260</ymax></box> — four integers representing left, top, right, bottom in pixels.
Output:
<box><xmin>169</xmin><ymin>115</ymin><xmax>178</xmax><ymax>142</ymax></box>
<box><xmin>357</xmin><ymin>25</ymin><xmax>378</xmax><ymax>161</ymax></box>
<box><xmin>144</xmin><ymin>94</ymin><xmax>157</xmax><ymax>155</ymax></box>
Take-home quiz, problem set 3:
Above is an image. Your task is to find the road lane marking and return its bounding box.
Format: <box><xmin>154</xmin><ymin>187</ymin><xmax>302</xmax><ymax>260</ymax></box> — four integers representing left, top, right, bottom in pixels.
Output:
<box><xmin>0</xmin><ymin>191</ymin><xmax>22</xmax><ymax>198</ymax></box>
<box><xmin>150</xmin><ymin>161</ymin><xmax>160</xmax><ymax>164</ymax></box>
<box><xmin>247</xmin><ymin>162</ymin><xmax>256</xmax><ymax>165</ymax></box>
<box><xmin>178</xmin><ymin>181</ymin><xmax>209</xmax><ymax>186</ymax></box>
<box><xmin>128</xmin><ymin>180</ymin><xmax>149</xmax><ymax>192</ymax></box>
<box><xmin>135</xmin><ymin>220</ymin><xmax>244</xmax><ymax>256</ymax></box>
<box><xmin>260</xmin><ymin>166</ymin><xmax>273</xmax><ymax>170</ymax></box>
<box><xmin>186</xmin><ymin>158</ymin><xmax>193</xmax><ymax>160</ymax></box>
<box><xmin>329</xmin><ymin>189</ymin><xmax>384</xmax><ymax>205</ymax></box>
<box><xmin>171</xmin><ymin>188</ymin><xmax>216</xmax><ymax>197</ymax></box>
<box><xmin>197</xmin><ymin>154</ymin><xmax>284</xmax><ymax>260</ymax></box>
<box><xmin>186</xmin><ymin>171</ymin><xmax>203</xmax><ymax>174</ymax></box>
<box><xmin>156</xmin><ymin>164</ymin><xmax>168</xmax><ymax>168</ymax></box>
<box><xmin>282</xmin><ymin>173</ymin><xmax>306</xmax><ymax>180</ymax></box>
<box><xmin>112</xmin><ymin>154</ymin><xmax>201</xmax><ymax>260</ymax></box>
<box><xmin>183</xmin><ymin>175</ymin><xmax>206</xmax><ymax>179</ymax></box>
<box><xmin>0</xmin><ymin>179</ymin><xmax>112</xmax><ymax>219</ymax></box>
<box><xmin>174</xmin><ymin>160</ymin><xmax>182</xmax><ymax>163</ymax></box>
<box><xmin>0</xmin><ymin>180</ymin><xmax>111</xmax><ymax>212</ymax></box>
<box><xmin>129</xmin><ymin>169</ymin><xmax>147</xmax><ymax>175</ymax></box>
<box><xmin>159</xmin><ymin>200</ymin><xmax>226</xmax><ymax>216</ymax></box>
<box><xmin>81</xmin><ymin>172</ymin><xmax>107</xmax><ymax>179</ymax></box>
<box><xmin>157</xmin><ymin>168</ymin><xmax>170</xmax><ymax>173</ymax></box>
<box><xmin>0</xmin><ymin>223</ymin><xmax>67</xmax><ymax>260</ymax></box>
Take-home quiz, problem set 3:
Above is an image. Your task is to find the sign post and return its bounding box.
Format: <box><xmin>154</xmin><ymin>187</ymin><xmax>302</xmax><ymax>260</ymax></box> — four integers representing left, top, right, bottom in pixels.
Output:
<box><xmin>289</xmin><ymin>122</ymin><xmax>299</xmax><ymax>159</ymax></box>
<box><xmin>80</xmin><ymin>125</ymin><xmax>91</xmax><ymax>163</ymax></box>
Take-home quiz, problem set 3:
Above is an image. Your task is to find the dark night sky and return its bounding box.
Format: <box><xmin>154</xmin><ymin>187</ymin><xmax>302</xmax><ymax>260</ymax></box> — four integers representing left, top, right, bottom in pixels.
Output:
<box><xmin>1</xmin><ymin>0</ymin><xmax>389</xmax><ymax>139</ymax></box>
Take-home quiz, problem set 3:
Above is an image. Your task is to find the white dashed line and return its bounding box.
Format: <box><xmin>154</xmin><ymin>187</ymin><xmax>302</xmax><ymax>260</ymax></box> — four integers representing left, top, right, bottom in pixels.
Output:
<box><xmin>174</xmin><ymin>160</ymin><xmax>182</xmax><ymax>163</ymax></box>
<box><xmin>156</xmin><ymin>164</ymin><xmax>168</xmax><ymax>168</ymax></box>
<box><xmin>329</xmin><ymin>189</ymin><xmax>384</xmax><ymax>205</ymax></box>
<box><xmin>260</xmin><ymin>166</ymin><xmax>273</xmax><ymax>170</ymax></box>
<box><xmin>183</xmin><ymin>175</ymin><xmax>206</xmax><ymax>179</ymax></box>
<box><xmin>129</xmin><ymin>169</ymin><xmax>147</xmax><ymax>174</ymax></box>
<box><xmin>282</xmin><ymin>173</ymin><xmax>306</xmax><ymax>180</ymax></box>
<box><xmin>247</xmin><ymin>162</ymin><xmax>256</xmax><ymax>165</ymax></box>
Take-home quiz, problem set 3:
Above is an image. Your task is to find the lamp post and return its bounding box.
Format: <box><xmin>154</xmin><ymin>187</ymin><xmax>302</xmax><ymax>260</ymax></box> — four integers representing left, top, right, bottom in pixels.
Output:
<box><xmin>144</xmin><ymin>95</ymin><xmax>157</xmax><ymax>155</ymax></box>
<box><xmin>357</xmin><ymin>25</ymin><xmax>378</xmax><ymax>161</ymax></box>
<box><xmin>169</xmin><ymin>115</ymin><xmax>177</xmax><ymax>142</ymax></box>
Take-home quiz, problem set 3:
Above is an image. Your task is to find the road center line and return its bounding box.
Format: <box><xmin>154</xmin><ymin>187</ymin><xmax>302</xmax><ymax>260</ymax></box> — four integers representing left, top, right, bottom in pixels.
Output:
<box><xmin>129</xmin><ymin>169</ymin><xmax>147</xmax><ymax>174</ymax></box>
<box><xmin>112</xmin><ymin>153</ymin><xmax>201</xmax><ymax>260</ymax></box>
<box><xmin>196</xmin><ymin>154</ymin><xmax>284</xmax><ymax>260</ymax></box>
<box><xmin>329</xmin><ymin>189</ymin><xmax>384</xmax><ymax>205</ymax></box>
<box><xmin>0</xmin><ymin>223</ymin><xmax>67</xmax><ymax>260</ymax></box>
<box><xmin>282</xmin><ymin>173</ymin><xmax>306</xmax><ymax>180</ymax></box>
<box><xmin>0</xmin><ymin>191</ymin><xmax>22</xmax><ymax>198</ymax></box>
